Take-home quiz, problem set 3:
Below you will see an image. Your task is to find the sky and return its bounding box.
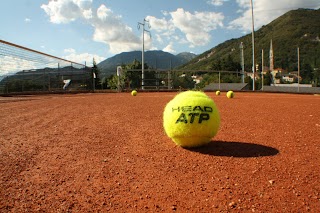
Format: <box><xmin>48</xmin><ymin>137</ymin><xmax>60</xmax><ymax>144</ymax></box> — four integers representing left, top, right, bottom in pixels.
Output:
<box><xmin>0</xmin><ymin>0</ymin><xmax>319</xmax><ymax>66</ymax></box>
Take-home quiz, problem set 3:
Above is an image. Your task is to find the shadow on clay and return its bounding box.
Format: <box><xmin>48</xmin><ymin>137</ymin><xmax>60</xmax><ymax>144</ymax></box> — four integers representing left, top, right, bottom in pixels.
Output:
<box><xmin>186</xmin><ymin>141</ymin><xmax>279</xmax><ymax>158</ymax></box>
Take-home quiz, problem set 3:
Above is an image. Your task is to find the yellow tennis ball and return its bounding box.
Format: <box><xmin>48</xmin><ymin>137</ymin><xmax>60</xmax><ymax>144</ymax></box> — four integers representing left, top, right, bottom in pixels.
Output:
<box><xmin>216</xmin><ymin>90</ymin><xmax>221</xmax><ymax>96</ymax></box>
<box><xmin>131</xmin><ymin>90</ymin><xmax>137</xmax><ymax>96</ymax></box>
<box><xmin>163</xmin><ymin>91</ymin><xmax>220</xmax><ymax>148</ymax></box>
<box><xmin>226</xmin><ymin>91</ymin><xmax>234</xmax><ymax>98</ymax></box>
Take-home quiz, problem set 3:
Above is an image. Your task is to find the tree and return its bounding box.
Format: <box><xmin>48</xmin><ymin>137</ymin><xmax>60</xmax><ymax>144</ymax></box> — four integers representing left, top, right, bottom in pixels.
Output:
<box><xmin>125</xmin><ymin>59</ymin><xmax>142</xmax><ymax>89</ymax></box>
<box><xmin>263</xmin><ymin>71</ymin><xmax>273</xmax><ymax>86</ymax></box>
<box><xmin>107</xmin><ymin>72</ymin><xmax>127</xmax><ymax>90</ymax></box>
<box><xmin>222</xmin><ymin>55</ymin><xmax>241</xmax><ymax>71</ymax></box>
<box><xmin>172</xmin><ymin>73</ymin><xmax>195</xmax><ymax>89</ymax></box>
<box><xmin>100</xmin><ymin>76</ymin><xmax>109</xmax><ymax>89</ymax></box>
<box><xmin>107</xmin><ymin>59</ymin><xmax>155</xmax><ymax>90</ymax></box>
<box><xmin>312</xmin><ymin>68</ymin><xmax>320</xmax><ymax>86</ymax></box>
<box><xmin>92</xmin><ymin>58</ymin><xmax>101</xmax><ymax>89</ymax></box>
<box><xmin>196</xmin><ymin>73</ymin><xmax>219</xmax><ymax>89</ymax></box>
<box><xmin>211</xmin><ymin>55</ymin><xmax>241</xmax><ymax>71</ymax></box>
<box><xmin>221</xmin><ymin>73</ymin><xmax>241</xmax><ymax>83</ymax></box>
<box><xmin>300</xmin><ymin>63</ymin><xmax>313</xmax><ymax>84</ymax></box>
<box><xmin>211</xmin><ymin>59</ymin><xmax>222</xmax><ymax>70</ymax></box>
<box><xmin>244</xmin><ymin>76</ymin><xmax>259</xmax><ymax>90</ymax></box>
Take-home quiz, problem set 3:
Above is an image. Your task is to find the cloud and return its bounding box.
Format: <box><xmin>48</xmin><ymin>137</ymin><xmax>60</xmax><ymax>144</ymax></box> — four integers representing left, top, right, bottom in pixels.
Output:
<box><xmin>63</xmin><ymin>48</ymin><xmax>105</xmax><ymax>66</ymax></box>
<box><xmin>25</xmin><ymin>18</ymin><xmax>31</xmax><ymax>22</ymax></box>
<box><xmin>146</xmin><ymin>15</ymin><xmax>177</xmax><ymax>40</ymax></box>
<box><xmin>170</xmin><ymin>8</ymin><xmax>224</xmax><ymax>47</ymax></box>
<box><xmin>146</xmin><ymin>16</ymin><xmax>173</xmax><ymax>33</ymax></box>
<box><xmin>229</xmin><ymin>0</ymin><xmax>320</xmax><ymax>32</ymax></box>
<box><xmin>163</xmin><ymin>42</ymin><xmax>176</xmax><ymax>53</ymax></box>
<box><xmin>41</xmin><ymin>1</ymin><xmax>226</xmax><ymax>55</ymax></box>
<box><xmin>40</xmin><ymin>0</ymin><xmax>87</xmax><ymax>24</ymax></box>
<box><xmin>96</xmin><ymin>4</ymin><xmax>112</xmax><ymax>20</ymax></box>
<box><xmin>82</xmin><ymin>9</ymin><xmax>93</xmax><ymax>19</ymax></box>
<box><xmin>207</xmin><ymin>0</ymin><xmax>228</xmax><ymax>6</ymax></box>
<box><xmin>146</xmin><ymin>15</ymin><xmax>177</xmax><ymax>47</ymax></box>
<box><xmin>146</xmin><ymin>9</ymin><xmax>224</xmax><ymax>49</ymax></box>
<box><xmin>40</xmin><ymin>0</ymin><xmax>320</xmax><ymax>57</ymax></box>
<box><xmin>91</xmin><ymin>5</ymin><xmax>141</xmax><ymax>54</ymax></box>
<box><xmin>0</xmin><ymin>56</ymin><xmax>37</xmax><ymax>75</ymax></box>
<box><xmin>64</xmin><ymin>48</ymin><xmax>76</xmax><ymax>54</ymax></box>
<box><xmin>155</xmin><ymin>34</ymin><xmax>163</xmax><ymax>43</ymax></box>
<box><xmin>41</xmin><ymin>1</ymin><xmax>142</xmax><ymax>54</ymax></box>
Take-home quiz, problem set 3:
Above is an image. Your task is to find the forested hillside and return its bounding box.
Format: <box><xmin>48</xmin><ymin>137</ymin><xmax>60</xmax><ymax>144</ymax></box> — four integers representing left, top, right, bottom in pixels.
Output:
<box><xmin>178</xmin><ymin>9</ymin><xmax>320</xmax><ymax>84</ymax></box>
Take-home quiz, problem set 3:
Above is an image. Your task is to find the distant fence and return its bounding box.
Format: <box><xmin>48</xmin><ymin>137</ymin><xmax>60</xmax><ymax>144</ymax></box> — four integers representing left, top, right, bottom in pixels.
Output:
<box><xmin>118</xmin><ymin>69</ymin><xmax>244</xmax><ymax>91</ymax></box>
<box><xmin>262</xmin><ymin>85</ymin><xmax>320</xmax><ymax>94</ymax></box>
<box><xmin>117</xmin><ymin>69</ymin><xmax>320</xmax><ymax>94</ymax></box>
<box><xmin>0</xmin><ymin>39</ymin><xmax>93</xmax><ymax>95</ymax></box>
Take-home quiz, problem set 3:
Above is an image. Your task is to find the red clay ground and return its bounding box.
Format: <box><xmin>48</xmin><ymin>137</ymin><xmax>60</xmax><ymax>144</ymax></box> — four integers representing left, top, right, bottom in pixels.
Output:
<box><xmin>0</xmin><ymin>92</ymin><xmax>319</xmax><ymax>212</ymax></box>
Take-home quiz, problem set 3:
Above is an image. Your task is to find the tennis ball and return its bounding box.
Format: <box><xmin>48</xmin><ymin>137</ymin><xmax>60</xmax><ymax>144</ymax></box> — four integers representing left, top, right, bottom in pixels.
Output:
<box><xmin>216</xmin><ymin>90</ymin><xmax>221</xmax><ymax>96</ymax></box>
<box><xmin>131</xmin><ymin>90</ymin><xmax>137</xmax><ymax>96</ymax></box>
<box><xmin>226</xmin><ymin>91</ymin><xmax>234</xmax><ymax>98</ymax></box>
<box><xmin>163</xmin><ymin>91</ymin><xmax>220</xmax><ymax>148</ymax></box>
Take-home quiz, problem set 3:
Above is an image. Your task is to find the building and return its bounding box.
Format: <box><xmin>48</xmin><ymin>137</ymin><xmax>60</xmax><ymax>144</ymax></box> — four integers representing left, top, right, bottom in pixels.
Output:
<box><xmin>271</xmin><ymin>68</ymin><xmax>286</xmax><ymax>84</ymax></box>
<box><xmin>281</xmin><ymin>73</ymin><xmax>296</xmax><ymax>83</ymax></box>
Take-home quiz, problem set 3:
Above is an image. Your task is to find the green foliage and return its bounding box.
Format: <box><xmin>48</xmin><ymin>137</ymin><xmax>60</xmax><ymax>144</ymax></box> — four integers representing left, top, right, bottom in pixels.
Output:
<box><xmin>221</xmin><ymin>73</ymin><xmax>241</xmax><ymax>83</ymax></box>
<box><xmin>172</xmin><ymin>72</ymin><xmax>195</xmax><ymax>89</ymax></box>
<box><xmin>5</xmin><ymin>79</ymin><xmax>45</xmax><ymax>92</ymax></box>
<box><xmin>107</xmin><ymin>73</ymin><xmax>127</xmax><ymax>90</ymax></box>
<box><xmin>312</xmin><ymin>68</ymin><xmax>320</xmax><ymax>86</ymax></box>
<box><xmin>197</xmin><ymin>73</ymin><xmax>219</xmax><ymax>89</ymax></box>
<box><xmin>0</xmin><ymin>66</ymin><xmax>93</xmax><ymax>93</ymax></box>
<box><xmin>210</xmin><ymin>55</ymin><xmax>241</xmax><ymax>71</ymax></box>
<box><xmin>263</xmin><ymin>71</ymin><xmax>273</xmax><ymax>86</ymax></box>
<box><xmin>125</xmin><ymin>59</ymin><xmax>143</xmax><ymax>89</ymax></box>
<box><xmin>300</xmin><ymin>63</ymin><xmax>313</xmax><ymax>84</ymax></box>
<box><xmin>106</xmin><ymin>59</ymin><xmax>158</xmax><ymax>90</ymax></box>
<box><xmin>100</xmin><ymin>76</ymin><xmax>108</xmax><ymax>89</ymax></box>
<box><xmin>244</xmin><ymin>76</ymin><xmax>254</xmax><ymax>90</ymax></box>
<box><xmin>180</xmin><ymin>9</ymin><xmax>320</xmax><ymax>85</ymax></box>
<box><xmin>92</xmin><ymin>58</ymin><xmax>101</xmax><ymax>89</ymax></box>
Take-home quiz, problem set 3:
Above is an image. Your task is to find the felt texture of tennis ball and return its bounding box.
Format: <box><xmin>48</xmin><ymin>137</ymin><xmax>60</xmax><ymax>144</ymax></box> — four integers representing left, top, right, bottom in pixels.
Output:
<box><xmin>163</xmin><ymin>91</ymin><xmax>220</xmax><ymax>148</ymax></box>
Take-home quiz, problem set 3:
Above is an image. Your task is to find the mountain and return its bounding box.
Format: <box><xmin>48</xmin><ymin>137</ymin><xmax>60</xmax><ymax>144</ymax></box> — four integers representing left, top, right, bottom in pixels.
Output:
<box><xmin>176</xmin><ymin>52</ymin><xmax>197</xmax><ymax>62</ymax></box>
<box><xmin>178</xmin><ymin>9</ymin><xmax>320</xmax><ymax>77</ymax></box>
<box><xmin>97</xmin><ymin>50</ymin><xmax>196</xmax><ymax>77</ymax></box>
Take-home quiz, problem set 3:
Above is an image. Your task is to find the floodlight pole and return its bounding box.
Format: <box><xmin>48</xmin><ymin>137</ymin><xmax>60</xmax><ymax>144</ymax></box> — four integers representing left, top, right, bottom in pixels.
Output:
<box><xmin>138</xmin><ymin>19</ymin><xmax>151</xmax><ymax>90</ymax></box>
<box><xmin>262</xmin><ymin>49</ymin><xmax>264</xmax><ymax>91</ymax></box>
<box><xmin>219</xmin><ymin>71</ymin><xmax>221</xmax><ymax>90</ymax></box>
<box><xmin>240</xmin><ymin>42</ymin><xmax>245</xmax><ymax>83</ymax></box>
<box><xmin>297</xmin><ymin>47</ymin><xmax>300</xmax><ymax>92</ymax></box>
<box><xmin>250</xmin><ymin>0</ymin><xmax>255</xmax><ymax>91</ymax></box>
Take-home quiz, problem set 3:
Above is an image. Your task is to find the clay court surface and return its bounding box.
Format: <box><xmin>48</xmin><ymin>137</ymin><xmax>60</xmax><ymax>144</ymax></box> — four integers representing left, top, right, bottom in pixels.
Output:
<box><xmin>0</xmin><ymin>92</ymin><xmax>319</xmax><ymax>212</ymax></box>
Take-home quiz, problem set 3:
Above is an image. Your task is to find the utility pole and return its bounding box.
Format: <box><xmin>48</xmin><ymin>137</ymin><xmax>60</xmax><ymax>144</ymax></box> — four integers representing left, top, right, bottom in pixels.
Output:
<box><xmin>250</xmin><ymin>0</ymin><xmax>255</xmax><ymax>91</ymax></box>
<box><xmin>138</xmin><ymin>19</ymin><xmax>151</xmax><ymax>90</ymax></box>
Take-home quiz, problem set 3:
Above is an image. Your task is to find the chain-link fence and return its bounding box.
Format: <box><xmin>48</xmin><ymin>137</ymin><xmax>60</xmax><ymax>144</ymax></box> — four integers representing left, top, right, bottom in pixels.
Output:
<box><xmin>0</xmin><ymin>39</ymin><xmax>93</xmax><ymax>95</ymax></box>
<box><xmin>116</xmin><ymin>68</ymin><xmax>320</xmax><ymax>93</ymax></box>
<box><xmin>116</xmin><ymin>68</ymin><xmax>246</xmax><ymax>91</ymax></box>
